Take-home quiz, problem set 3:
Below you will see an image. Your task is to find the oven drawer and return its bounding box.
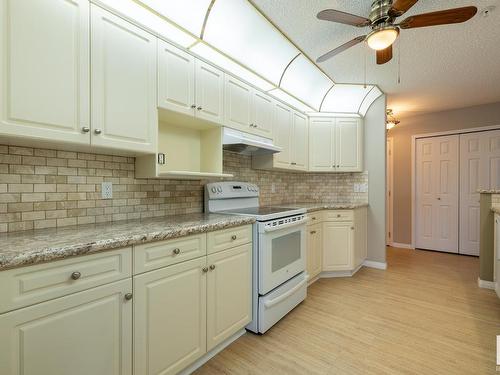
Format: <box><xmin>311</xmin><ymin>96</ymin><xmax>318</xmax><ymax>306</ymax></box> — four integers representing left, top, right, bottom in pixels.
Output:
<box><xmin>134</xmin><ymin>234</ymin><xmax>206</xmax><ymax>274</ymax></box>
<box><xmin>258</xmin><ymin>272</ymin><xmax>307</xmax><ymax>333</ymax></box>
<box><xmin>324</xmin><ymin>210</ymin><xmax>354</xmax><ymax>222</ymax></box>
<box><xmin>207</xmin><ymin>225</ymin><xmax>252</xmax><ymax>254</ymax></box>
<box><xmin>0</xmin><ymin>247</ymin><xmax>132</xmax><ymax>314</ymax></box>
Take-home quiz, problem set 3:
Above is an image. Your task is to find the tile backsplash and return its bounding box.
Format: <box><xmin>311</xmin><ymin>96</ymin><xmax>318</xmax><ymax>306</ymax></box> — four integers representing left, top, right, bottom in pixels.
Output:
<box><xmin>0</xmin><ymin>144</ymin><xmax>368</xmax><ymax>233</ymax></box>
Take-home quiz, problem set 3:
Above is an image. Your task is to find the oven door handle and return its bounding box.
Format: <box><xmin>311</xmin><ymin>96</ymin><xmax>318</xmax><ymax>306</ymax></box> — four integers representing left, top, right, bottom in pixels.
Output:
<box><xmin>262</xmin><ymin>219</ymin><xmax>308</xmax><ymax>233</ymax></box>
<box><xmin>263</xmin><ymin>278</ymin><xmax>307</xmax><ymax>309</ymax></box>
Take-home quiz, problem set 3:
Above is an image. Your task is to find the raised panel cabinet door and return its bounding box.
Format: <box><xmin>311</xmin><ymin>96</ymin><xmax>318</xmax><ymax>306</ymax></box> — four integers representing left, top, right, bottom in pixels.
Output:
<box><xmin>91</xmin><ymin>5</ymin><xmax>157</xmax><ymax>153</ymax></box>
<box><xmin>307</xmin><ymin>224</ymin><xmax>322</xmax><ymax>280</ymax></box>
<box><xmin>158</xmin><ymin>40</ymin><xmax>195</xmax><ymax>115</ymax></box>
<box><xmin>322</xmin><ymin>222</ymin><xmax>353</xmax><ymax>271</ymax></box>
<box><xmin>309</xmin><ymin>118</ymin><xmax>334</xmax><ymax>172</ymax></box>
<box><xmin>133</xmin><ymin>257</ymin><xmax>207</xmax><ymax>375</ymax></box>
<box><xmin>251</xmin><ymin>90</ymin><xmax>273</xmax><ymax>138</ymax></box>
<box><xmin>335</xmin><ymin>118</ymin><xmax>363</xmax><ymax>172</ymax></box>
<box><xmin>273</xmin><ymin>103</ymin><xmax>292</xmax><ymax>168</ymax></box>
<box><xmin>224</xmin><ymin>75</ymin><xmax>252</xmax><ymax>131</ymax></box>
<box><xmin>206</xmin><ymin>244</ymin><xmax>252</xmax><ymax>351</ymax></box>
<box><xmin>0</xmin><ymin>0</ymin><xmax>90</xmax><ymax>144</ymax></box>
<box><xmin>291</xmin><ymin>111</ymin><xmax>308</xmax><ymax>171</ymax></box>
<box><xmin>195</xmin><ymin>59</ymin><xmax>224</xmax><ymax>124</ymax></box>
<box><xmin>0</xmin><ymin>279</ymin><xmax>132</xmax><ymax>375</ymax></box>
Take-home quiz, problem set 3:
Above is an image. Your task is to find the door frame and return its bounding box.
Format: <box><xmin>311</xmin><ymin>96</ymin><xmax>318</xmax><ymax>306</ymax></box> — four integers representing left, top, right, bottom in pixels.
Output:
<box><xmin>411</xmin><ymin>124</ymin><xmax>500</xmax><ymax>249</ymax></box>
<box><xmin>386</xmin><ymin>137</ymin><xmax>394</xmax><ymax>246</ymax></box>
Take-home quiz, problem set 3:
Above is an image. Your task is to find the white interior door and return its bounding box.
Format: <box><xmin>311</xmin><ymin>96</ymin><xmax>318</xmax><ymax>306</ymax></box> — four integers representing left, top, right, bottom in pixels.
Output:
<box><xmin>387</xmin><ymin>138</ymin><xmax>394</xmax><ymax>245</ymax></box>
<box><xmin>416</xmin><ymin>135</ymin><xmax>459</xmax><ymax>253</ymax></box>
<box><xmin>460</xmin><ymin>130</ymin><xmax>500</xmax><ymax>255</ymax></box>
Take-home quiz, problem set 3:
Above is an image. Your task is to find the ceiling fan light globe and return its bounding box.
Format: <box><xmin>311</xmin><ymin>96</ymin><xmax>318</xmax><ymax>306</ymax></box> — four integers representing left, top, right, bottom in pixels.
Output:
<box><xmin>367</xmin><ymin>27</ymin><xmax>399</xmax><ymax>50</ymax></box>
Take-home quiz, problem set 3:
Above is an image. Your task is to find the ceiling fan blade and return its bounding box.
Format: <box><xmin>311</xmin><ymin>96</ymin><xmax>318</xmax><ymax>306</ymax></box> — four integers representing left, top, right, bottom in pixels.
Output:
<box><xmin>376</xmin><ymin>45</ymin><xmax>393</xmax><ymax>65</ymax></box>
<box><xmin>316</xmin><ymin>36</ymin><xmax>366</xmax><ymax>63</ymax></box>
<box><xmin>317</xmin><ymin>9</ymin><xmax>371</xmax><ymax>27</ymax></box>
<box><xmin>399</xmin><ymin>6</ymin><xmax>477</xmax><ymax>29</ymax></box>
<box><xmin>389</xmin><ymin>0</ymin><xmax>419</xmax><ymax>17</ymax></box>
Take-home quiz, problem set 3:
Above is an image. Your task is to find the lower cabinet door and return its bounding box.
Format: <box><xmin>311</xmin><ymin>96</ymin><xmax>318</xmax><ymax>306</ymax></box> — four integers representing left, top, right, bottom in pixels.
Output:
<box><xmin>307</xmin><ymin>224</ymin><xmax>323</xmax><ymax>280</ymax></box>
<box><xmin>322</xmin><ymin>222</ymin><xmax>354</xmax><ymax>271</ymax></box>
<box><xmin>0</xmin><ymin>279</ymin><xmax>132</xmax><ymax>375</ymax></box>
<box><xmin>206</xmin><ymin>243</ymin><xmax>252</xmax><ymax>351</ymax></box>
<box><xmin>133</xmin><ymin>257</ymin><xmax>207</xmax><ymax>375</ymax></box>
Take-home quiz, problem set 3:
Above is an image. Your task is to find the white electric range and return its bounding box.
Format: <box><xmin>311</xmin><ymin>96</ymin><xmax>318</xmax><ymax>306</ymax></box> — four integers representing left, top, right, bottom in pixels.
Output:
<box><xmin>205</xmin><ymin>181</ymin><xmax>307</xmax><ymax>334</ymax></box>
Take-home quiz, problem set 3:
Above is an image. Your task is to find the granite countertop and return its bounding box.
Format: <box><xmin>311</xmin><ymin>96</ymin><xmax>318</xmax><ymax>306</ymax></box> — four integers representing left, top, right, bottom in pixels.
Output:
<box><xmin>479</xmin><ymin>190</ymin><xmax>500</xmax><ymax>194</ymax></box>
<box><xmin>282</xmin><ymin>202</ymin><xmax>369</xmax><ymax>213</ymax></box>
<box><xmin>491</xmin><ymin>207</ymin><xmax>500</xmax><ymax>214</ymax></box>
<box><xmin>0</xmin><ymin>213</ymin><xmax>255</xmax><ymax>271</ymax></box>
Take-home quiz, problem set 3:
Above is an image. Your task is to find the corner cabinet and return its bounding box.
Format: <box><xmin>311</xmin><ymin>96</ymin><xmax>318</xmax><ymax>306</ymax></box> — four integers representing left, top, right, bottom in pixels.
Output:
<box><xmin>309</xmin><ymin>117</ymin><xmax>363</xmax><ymax>172</ymax></box>
<box><xmin>91</xmin><ymin>5</ymin><xmax>157</xmax><ymax>153</ymax></box>
<box><xmin>0</xmin><ymin>0</ymin><xmax>90</xmax><ymax>144</ymax></box>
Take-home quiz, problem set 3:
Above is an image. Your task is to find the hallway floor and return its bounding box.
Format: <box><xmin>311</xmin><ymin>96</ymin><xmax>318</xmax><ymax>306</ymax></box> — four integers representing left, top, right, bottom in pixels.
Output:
<box><xmin>195</xmin><ymin>247</ymin><xmax>500</xmax><ymax>375</ymax></box>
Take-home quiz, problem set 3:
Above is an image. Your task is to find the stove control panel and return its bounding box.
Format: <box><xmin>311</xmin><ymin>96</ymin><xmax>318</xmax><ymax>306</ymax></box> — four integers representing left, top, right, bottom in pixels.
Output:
<box><xmin>205</xmin><ymin>181</ymin><xmax>259</xmax><ymax>199</ymax></box>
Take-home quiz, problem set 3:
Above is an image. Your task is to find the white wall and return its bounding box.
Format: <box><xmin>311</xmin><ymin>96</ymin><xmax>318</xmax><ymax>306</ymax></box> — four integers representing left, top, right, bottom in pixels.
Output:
<box><xmin>364</xmin><ymin>94</ymin><xmax>387</xmax><ymax>264</ymax></box>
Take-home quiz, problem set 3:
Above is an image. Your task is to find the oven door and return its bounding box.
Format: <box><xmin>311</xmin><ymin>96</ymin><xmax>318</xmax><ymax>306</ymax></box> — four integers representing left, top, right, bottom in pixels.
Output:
<box><xmin>258</xmin><ymin>220</ymin><xmax>306</xmax><ymax>295</ymax></box>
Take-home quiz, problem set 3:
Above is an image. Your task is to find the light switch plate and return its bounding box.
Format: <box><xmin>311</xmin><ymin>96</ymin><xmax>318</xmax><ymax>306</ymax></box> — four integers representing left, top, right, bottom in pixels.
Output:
<box><xmin>101</xmin><ymin>182</ymin><xmax>113</xmax><ymax>199</ymax></box>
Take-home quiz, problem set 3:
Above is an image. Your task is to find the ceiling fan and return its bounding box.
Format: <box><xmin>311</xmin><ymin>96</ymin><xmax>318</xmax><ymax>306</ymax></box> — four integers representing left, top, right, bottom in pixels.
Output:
<box><xmin>316</xmin><ymin>0</ymin><xmax>477</xmax><ymax>65</ymax></box>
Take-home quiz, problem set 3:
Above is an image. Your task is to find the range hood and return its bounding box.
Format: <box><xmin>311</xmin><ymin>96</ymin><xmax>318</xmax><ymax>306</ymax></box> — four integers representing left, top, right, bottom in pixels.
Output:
<box><xmin>222</xmin><ymin>127</ymin><xmax>282</xmax><ymax>155</ymax></box>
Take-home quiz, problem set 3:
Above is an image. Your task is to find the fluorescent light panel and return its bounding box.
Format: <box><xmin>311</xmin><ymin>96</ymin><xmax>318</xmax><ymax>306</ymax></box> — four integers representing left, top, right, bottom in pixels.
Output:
<box><xmin>189</xmin><ymin>42</ymin><xmax>275</xmax><ymax>91</ymax></box>
<box><xmin>203</xmin><ymin>0</ymin><xmax>299</xmax><ymax>85</ymax></box>
<box><xmin>280</xmin><ymin>55</ymin><xmax>332</xmax><ymax>111</ymax></box>
<box><xmin>96</xmin><ymin>0</ymin><xmax>196</xmax><ymax>47</ymax></box>
<box><xmin>306</xmin><ymin>112</ymin><xmax>361</xmax><ymax>118</ymax></box>
<box><xmin>321</xmin><ymin>84</ymin><xmax>374</xmax><ymax>113</ymax></box>
<box><xmin>137</xmin><ymin>0</ymin><xmax>211</xmax><ymax>37</ymax></box>
<box><xmin>269</xmin><ymin>88</ymin><xmax>315</xmax><ymax>113</ymax></box>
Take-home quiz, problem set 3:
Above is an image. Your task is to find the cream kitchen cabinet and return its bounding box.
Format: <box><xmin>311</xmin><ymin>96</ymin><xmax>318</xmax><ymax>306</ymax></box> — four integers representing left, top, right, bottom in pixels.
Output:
<box><xmin>0</xmin><ymin>0</ymin><xmax>90</xmax><ymax>145</ymax></box>
<box><xmin>252</xmin><ymin>103</ymin><xmax>308</xmax><ymax>171</ymax></box>
<box><xmin>133</xmin><ymin>257</ymin><xmax>207</xmax><ymax>375</ymax></box>
<box><xmin>0</xmin><ymin>279</ymin><xmax>132</xmax><ymax>375</ymax></box>
<box><xmin>91</xmin><ymin>5</ymin><xmax>157</xmax><ymax>153</ymax></box>
<box><xmin>158</xmin><ymin>40</ymin><xmax>224</xmax><ymax>125</ymax></box>
<box><xmin>251</xmin><ymin>90</ymin><xmax>274</xmax><ymax>138</ymax></box>
<box><xmin>309</xmin><ymin>117</ymin><xmax>363</xmax><ymax>172</ymax></box>
<box><xmin>306</xmin><ymin>223</ymin><xmax>323</xmax><ymax>282</ymax></box>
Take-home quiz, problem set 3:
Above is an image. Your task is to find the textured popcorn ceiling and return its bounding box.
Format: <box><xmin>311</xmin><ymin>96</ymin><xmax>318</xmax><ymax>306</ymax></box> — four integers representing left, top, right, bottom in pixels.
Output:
<box><xmin>252</xmin><ymin>0</ymin><xmax>500</xmax><ymax>118</ymax></box>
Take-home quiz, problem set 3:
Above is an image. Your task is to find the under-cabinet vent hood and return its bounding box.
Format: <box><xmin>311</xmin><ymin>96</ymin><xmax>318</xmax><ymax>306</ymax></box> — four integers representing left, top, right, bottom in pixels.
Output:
<box><xmin>222</xmin><ymin>127</ymin><xmax>281</xmax><ymax>155</ymax></box>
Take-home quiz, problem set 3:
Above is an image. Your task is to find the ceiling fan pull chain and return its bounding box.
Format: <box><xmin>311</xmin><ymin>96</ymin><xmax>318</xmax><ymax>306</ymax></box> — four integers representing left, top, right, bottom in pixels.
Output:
<box><xmin>398</xmin><ymin>37</ymin><xmax>401</xmax><ymax>84</ymax></box>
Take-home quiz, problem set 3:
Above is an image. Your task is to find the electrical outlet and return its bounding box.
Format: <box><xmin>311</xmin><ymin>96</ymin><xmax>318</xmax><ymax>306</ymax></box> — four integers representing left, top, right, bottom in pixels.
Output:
<box><xmin>271</xmin><ymin>183</ymin><xmax>276</xmax><ymax>193</ymax></box>
<box><xmin>101</xmin><ymin>182</ymin><xmax>113</xmax><ymax>199</ymax></box>
<box><xmin>359</xmin><ymin>183</ymin><xmax>368</xmax><ymax>193</ymax></box>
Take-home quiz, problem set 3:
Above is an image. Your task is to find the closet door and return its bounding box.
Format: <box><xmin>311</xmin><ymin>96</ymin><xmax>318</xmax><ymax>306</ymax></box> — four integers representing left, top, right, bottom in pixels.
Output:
<box><xmin>460</xmin><ymin>130</ymin><xmax>500</xmax><ymax>255</ymax></box>
<box><xmin>415</xmin><ymin>135</ymin><xmax>459</xmax><ymax>253</ymax></box>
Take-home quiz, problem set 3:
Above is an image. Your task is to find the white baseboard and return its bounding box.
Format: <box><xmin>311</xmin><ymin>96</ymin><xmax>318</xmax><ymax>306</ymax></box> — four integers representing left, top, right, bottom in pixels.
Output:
<box><xmin>477</xmin><ymin>278</ymin><xmax>496</xmax><ymax>290</ymax></box>
<box><xmin>389</xmin><ymin>242</ymin><xmax>414</xmax><ymax>249</ymax></box>
<box><xmin>320</xmin><ymin>263</ymin><xmax>363</xmax><ymax>278</ymax></box>
<box><xmin>363</xmin><ymin>260</ymin><xmax>388</xmax><ymax>270</ymax></box>
<box><xmin>179</xmin><ymin>329</ymin><xmax>246</xmax><ymax>375</ymax></box>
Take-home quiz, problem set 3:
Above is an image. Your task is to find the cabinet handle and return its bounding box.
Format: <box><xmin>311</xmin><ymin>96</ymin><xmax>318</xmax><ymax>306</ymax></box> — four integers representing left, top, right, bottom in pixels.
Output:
<box><xmin>350</xmin><ymin>227</ymin><xmax>354</xmax><ymax>230</ymax></box>
<box><xmin>197</xmin><ymin>106</ymin><xmax>202</xmax><ymax>110</ymax></box>
<box><xmin>437</xmin><ymin>197</ymin><xmax>441</xmax><ymax>200</ymax></box>
<box><xmin>172</xmin><ymin>248</ymin><xmax>181</xmax><ymax>255</ymax></box>
<box><xmin>191</xmin><ymin>104</ymin><xmax>196</xmax><ymax>109</ymax></box>
<box><xmin>202</xmin><ymin>267</ymin><xmax>209</xmax><ymax>273</ymax></box>
<box><xmin>209</xmin><ymin>264</ymin><xmax>216</xmax><ymax>270</ymax></box>
<box><xmin>81</xmin><ymin>126</ymin><xmax>90</xmax><ymax>133</ymax></box>
<box><xmin>337</xmin><ymin>165</ymin><xmax>340</xmax><ymax>168</ymax></box>
<box><xmin>291</xmin><ymin>162</ymin><xmax>297</xmax><ymax>165</ymax></box>
<box><xmin>94</xmin><ymin>129</ymin><xmax>102</xmax><ymax>135</ymax></box>
<box><xmin>310</xmin><ymin>230</ymin><xmax>316</xmax><ymax>234</ymax></box>
<box><xmin>124</xmin><ymin>293</ymin><xmax>133</xmax><ymax>301</ymax></box>
<box><xmin>337</xmin><ymin>214</ymin><xmax>341</xmax><ymax>218</ymax></box>
<box><xmin>71</xmin><ymin>271</ymin><xmax>81</xmax><ymax>280</ymax></box>
<box><xmin>231</xmin><ymin>235</ymin><xmax>237</xmax><ymax>240</ymax></box>
<box><xmin>312</xmin><ymin>217</ymin><xmax>316</xmax><ymax>220</ymax></box>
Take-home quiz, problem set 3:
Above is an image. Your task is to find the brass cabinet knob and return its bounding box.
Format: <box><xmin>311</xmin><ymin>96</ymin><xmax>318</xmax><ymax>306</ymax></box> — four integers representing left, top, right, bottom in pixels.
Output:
<box><xmin>172</xmin><ymin>248</ymin><xmax>181</xmax><ymax>255</ymax></box>
<box><xmin>231</xmin><ymin>235</ymin><xmax>237</xmax><ymax>240</ymax></box>
<box><xmin>209</xmin><ymin>264</ymin><xmax>216</xmax><ymax>270</ymax></box>
<box><xmin>71</xmin><ymin>271</ymin><xmax>81</xmax><ymax>280</ymax></box>
<box><xmin>202</xmin><ymin>267</ymin><xmax>209</xmax><ymax>273</ymax></box>
<box><xmin>124</xmin><ymin>293</ymin><xmax>133</xmax><ymax>301</ymax></box>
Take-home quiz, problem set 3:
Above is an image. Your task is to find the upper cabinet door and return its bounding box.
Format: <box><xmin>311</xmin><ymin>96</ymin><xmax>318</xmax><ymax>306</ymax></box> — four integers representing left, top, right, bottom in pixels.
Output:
<box><xmin>158</xmin><ymin>40</ymin><xmax>195</xmax><ymax>116</ymax></box>
<box><xmin>251</xmin><ymin>91</ymin><xmax>273</xmax><ymax>138</ymax></box>
<box><xmin>195</xmin><ymin>60</ymin><xmax>224</xmax><ymax>124</ymax></box>
<box><xmin>335</xmin><ymin>118</ymin><xmax>363</xmax><ymax>172</ymax></box>
<box><xmin>273</xmin><ymin>103</ymin><xmax>292</xmax><ymax>169</ymax></box>
<box><xmin>224</xmin><ymin>75</ymin><xmax>252</xmax><ymax>131</ymax></box>
<box><xmin>91</xmin><ymin>6</ymin><xmax>157</xmax><ymax>153</ymax></box>
<box><xmin>0</xmin><ymin>0</ymin><xmax>90</xmax><ymax>144</ymax></box>
<box><xmin>291</xmin><ymin>111</ymin><xmax>308</xmax><ymax>171</ymax></box>
<box><xmin>309</xmin><ymin>118</ymin><xmax>334</xmax><ymax>172</ymax></box>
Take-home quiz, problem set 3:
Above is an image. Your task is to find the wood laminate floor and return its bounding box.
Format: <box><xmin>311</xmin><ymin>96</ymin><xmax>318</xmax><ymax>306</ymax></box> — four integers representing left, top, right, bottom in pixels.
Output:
<box><xmin>195</xmin><ymin>247</ymin><xmax>500</xmax><ymax>375</ymax></box>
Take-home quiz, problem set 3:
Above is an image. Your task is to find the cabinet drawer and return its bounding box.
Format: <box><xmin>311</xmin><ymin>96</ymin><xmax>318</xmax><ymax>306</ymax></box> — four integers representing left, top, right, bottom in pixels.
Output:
<box><xmin>134</xmin><ymin>234</ymin><xmax>206</xmax><ymax>274</ymax></box>
<box><xmin>324</xmin><ymin>210</ymin><xmax>354</xmax><ymax>222</ymax></box>
<box><xmin>0</xmin><ymin>248</ymin><xmax>132</xmax><ymax>314</ymax></box>
<box><xmin>207</xmin><ymin>225</ymin><xmax>252</xmax><ymax>254</ymax></box>
<box><xmin>307</xmin><ymin>211</ymin><xmax>324</xmax><ymax>224</ymax></box>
